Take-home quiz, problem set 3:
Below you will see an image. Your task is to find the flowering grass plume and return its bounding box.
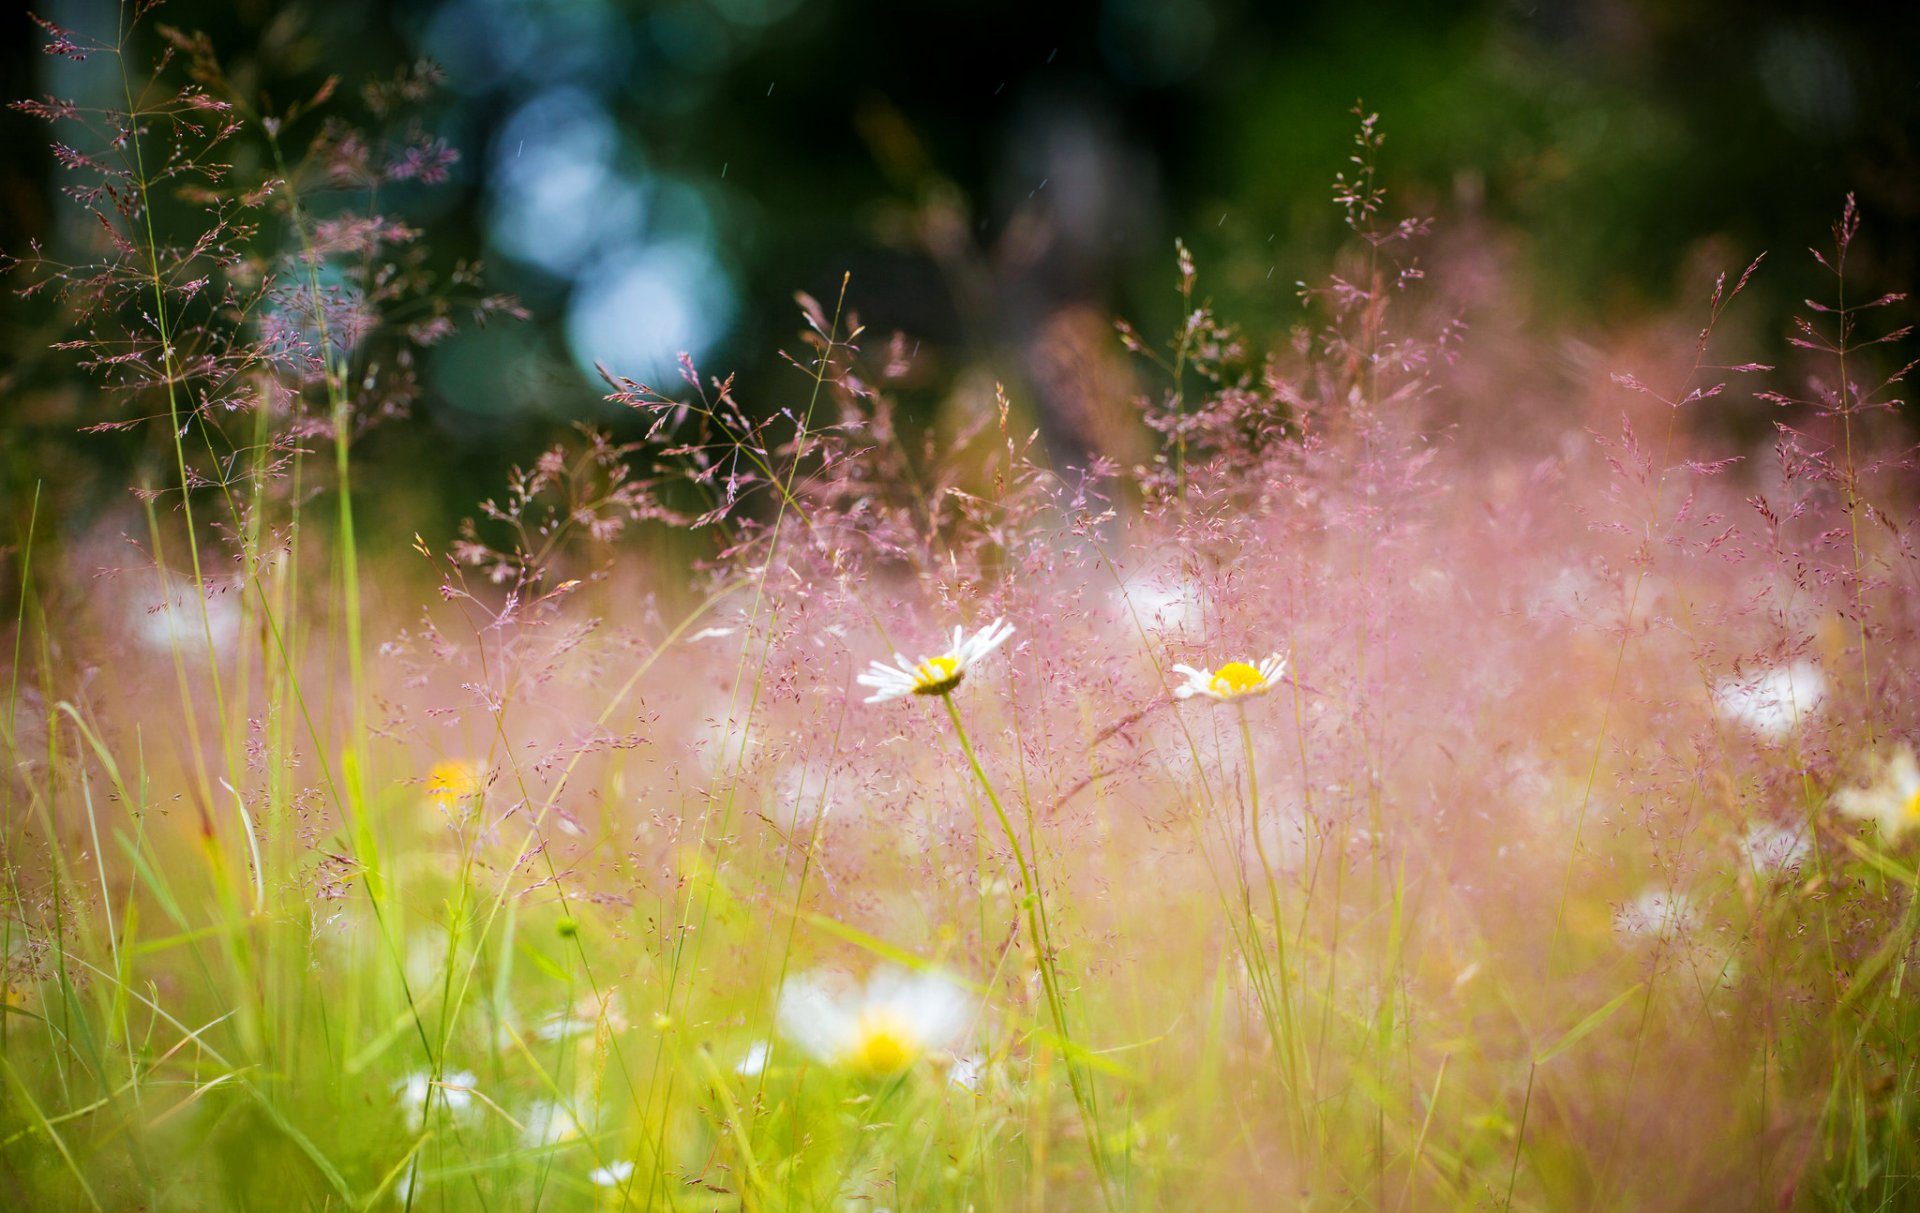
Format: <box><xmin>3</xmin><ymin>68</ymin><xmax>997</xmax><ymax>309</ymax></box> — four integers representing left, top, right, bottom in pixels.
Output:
<box><xmin>5</xmin><ymin>26</ymin><xmax>1920</xmax><ymax>1213</ymax></box>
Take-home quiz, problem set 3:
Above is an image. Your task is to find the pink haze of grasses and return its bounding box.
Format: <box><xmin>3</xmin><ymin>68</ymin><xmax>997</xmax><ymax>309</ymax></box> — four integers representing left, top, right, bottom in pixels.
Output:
<box><xmin>5</xmin><ymin>15</ymin><xmax>1919</xmax><ymax>1212</ymax></box>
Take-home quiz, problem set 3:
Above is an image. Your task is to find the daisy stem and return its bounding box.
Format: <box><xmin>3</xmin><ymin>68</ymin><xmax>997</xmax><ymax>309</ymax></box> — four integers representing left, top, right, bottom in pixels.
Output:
<box><xmin>942</xmin><ymin>694</ymin><xmax>1113</xmax><ymax>1200</ymax></box>
<box><xmin>944</xmin><ymin>694</ymin><xmax>1036</xmax><ymax>897</ymax></box>
<box><xmin>1240</xmin><ymin>704</ymin><xmax>1303</xmax><ymax>1105</ymax></box>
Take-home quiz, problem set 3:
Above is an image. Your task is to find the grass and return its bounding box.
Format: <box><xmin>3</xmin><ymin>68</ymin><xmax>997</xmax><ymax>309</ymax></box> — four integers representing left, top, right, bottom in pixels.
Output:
<box><xmin>4</xmin><ymin>10</ymin><xmax>1920</xmax><ymax>1212</ymax></box>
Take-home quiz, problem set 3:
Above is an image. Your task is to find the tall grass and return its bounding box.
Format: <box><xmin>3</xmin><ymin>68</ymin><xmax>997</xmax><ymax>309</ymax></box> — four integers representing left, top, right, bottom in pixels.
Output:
<box><xmin>4</xmin><ymin>10</ymin><xmax>1919</xmax><ymax>1213</ymax></box>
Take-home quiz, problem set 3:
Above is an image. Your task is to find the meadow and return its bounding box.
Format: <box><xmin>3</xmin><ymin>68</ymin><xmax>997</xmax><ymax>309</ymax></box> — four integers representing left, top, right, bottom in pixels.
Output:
<box><xmin>3</xmin><ymin>12</ymin><xmax>1919</xmax><ymax>1213</ymax></box>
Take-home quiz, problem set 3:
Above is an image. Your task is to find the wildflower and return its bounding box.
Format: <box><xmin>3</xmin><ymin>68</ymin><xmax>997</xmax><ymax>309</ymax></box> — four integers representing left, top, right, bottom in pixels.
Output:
<box><xmin>132</xmin><ymin>577</ymin><xmax>241</xmax><ymax>656</ymax></box>
<box><xmin>1612</xmin><ymin>888</ymin><xmax>1697</xmax><ymax>940</ymax></box>
<box><xmin>394</xmin><ymin>1068</ymin><xmax>477</xmax><ymax>1117</ymax></box>
<box><xmin>856</xmin><ymin>619</ymin><xmax>1014</xmax><ymax>703</ymax></box>
<box><xmin>1171</xmin><ymin>654</ymin><xmax>1287</xmax><ymax>702</ymax></box>
<box><xmin>947</xmin><ymin>1053</ymin><xmax>985</xmax><ymax>1093</ymax></box>
<box><xmin>736</xmin><ymin>1040</ymin><xmax>771</xmax><ymax>1077</ymax></box>
<box><xmin>424</xmin><ymin>759</ymin><xmax>484</xmax><ymax>803</ymax></box>
<box><xmin>776</xmin><ymin>967</ymin><xmax>972</xmax><ymax>1077</ymax></box>
<box><xmin>521</xmin><ymin>1098</ymin><xmax>583</xmax><ymax>1148</ymax></box>
<box><xmin>1737</xmin><ymin>821</ymin><xmax>1810</xmax><ymax>874</ymax></box>
<box><xmin>1832</xmin><ymin>746</ymin><xmax>1920</xmax><ymax>843</ymax></box>
<box><xmin>1112</xmin><ymin>572</ymin><xmax>1204</xmax><ymax>636</ymax></box>
<box><xmin>589</xmin><ymin>1160</ymin><xmax>634</xmax><ymax>1187</ymax></box>
<box><xmin>1712</xmin><ymin>661</ymin><xmax>1825</xmax><ymax>740</ymax></box>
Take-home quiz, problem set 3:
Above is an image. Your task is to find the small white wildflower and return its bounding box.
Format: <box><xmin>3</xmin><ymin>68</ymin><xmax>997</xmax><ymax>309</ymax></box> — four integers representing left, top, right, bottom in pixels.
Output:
<box><xmin>856</xmin><ymin>619</ymin><xmax>1014</xmax><ymax>703</ymax></box>
<box><xmin>1613</xmin><ymin>888</ymin><xmax>1697</xmax><ymax>940</ymax></box>
<box><xmin>520</xmin><ymin>1098</ymin><xmax>582</xmax><ymax>1148</ymax></box>
<box><xmin>1738</xmin><ymin>820</ymin><xmax>1811</xmax><ymax>873</ymax></box>
<box><xmin>1113</xmin><ymin>573</ymin><xmax>1204</xmax><ymax>636</ymax></box>
<box><xmin>532</xmin><ymin>996</ymin><xmax>623</xmax><ymax>1043</ymax></box>
<box><xmin>1171</xmin><ymin>654</ymin><xmax>1287</xmax><ymax>703</ymax></box>
<box><xmin>736</xmin><ymin>1040</ymin><xmax>771</xmax><ymax>1077</ymax></box>
<box><xmin>532</xmin><ymin>1012</ymin><xmax>597</xmax><ymax>1043</ymax></box>
<box><xmin>776</xmin><ymin>967</ymin><xmax>972</xmax><ymax>1077</ymax></box>
<box><xmin>132</xmin><ymin>578</ymin><xmax>241</xmax><ymax>656</ymax></box>
<box><xmin>394</xmin><ymin>1068</ymin><xmax>477</xmax><ymax>1117</ymax></box>
<box><xmin>589</xmin><ymin>1160</ymin><xmax>634</xmax><ymax>1187</ymax></box>
<box><xmin>948</xmin><ymin>1053</ymin><xmax>985</xmax><ymax>1093</ymax></box>
<box><xmin>1832</xmin><ymin>745</ymin><xmax>1920</xmax><ymax>843</ymax></box>
<box><xmin>1712</xmin><ymin>661</ymin><xmax>1825</xmax><ymax>739</ymax></box>
<box><xmin>774</xmin><ymin>761</ymin><xmax>842</xmax><ymax>831</ymax></box>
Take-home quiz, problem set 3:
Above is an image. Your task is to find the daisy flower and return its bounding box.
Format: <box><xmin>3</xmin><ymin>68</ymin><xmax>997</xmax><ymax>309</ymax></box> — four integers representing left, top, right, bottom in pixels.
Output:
<box><xmin>1171</xmin><ymin>654</ymin><xmax>1287</xmax><ymax>703</ymax></box>
<box><xmin>1711</xmin><ymin>661</ymin><xmax>1825</xmax><ymax>740</ymax></box>
<box><xmin>424</xmin><ymin>759</ymin><xmax>484</xmax><ymax>804</ymax></box>
<box><xmin>735</xmin><ymin>1040</ymin><xmax>771</xmax><ymax>1077</ymax></box>
<box><xmin>394</xmin><ymin>1068</ymin><xmax>478</xmax><ymax>1117</ymax></box>
<box><xmin>1737</xmin><ymin>821</ymin><xmax>1810</xmax><ymax>874</ymax></box>
<box><xmin>589</xmin><ymin>1160</ymin><xmax>634</xmax><ymax>1187</ymax></box>
<box><xmin>856</xmin><ymin>619</ymin><xmax>1014</xmax><ymax>704</ymax></box>
<box><xmin>1832</xmin><ymin>745</ymin><xmax>1920</xmax><ymax>843</ymax></box>
<box><xmin>1612</xmin><ymin>887</ymin><xmax>1697</xmax><ymax>941</ymax></box>
<box><xmin>776</xmin><ymin>967</ymin><xmax>972</xmax><ymax>1077</ymax></box>
<box><xmin>520</xmin><ymin>1098</ymin><xmax>584</xmax><ymax>1148</ymax></box>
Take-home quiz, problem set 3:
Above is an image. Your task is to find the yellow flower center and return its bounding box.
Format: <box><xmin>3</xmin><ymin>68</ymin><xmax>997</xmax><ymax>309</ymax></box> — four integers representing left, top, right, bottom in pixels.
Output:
<box><xmin>911</xmin><ymin>655</ymin><xmax>963</xmax><ymax>696</ymax></box>
<box><xmin>425</xmin><ymin>761</ymin><xmax>480</xmax><ymax>801</ymax></box>
<box><xmin>844</xmin><ymin>1008</ymin><xmax>920</xmax><ymax>1075</ymax></box>
<box><xmin>1905</xmin><ymin>788</ymin><xmax>1920</xmax><ymax>823</ymax></box>
<box><xmin>1209</xmin><ymin>661</ymin><xmax>1266</xmax><ymax>697</ymax></box>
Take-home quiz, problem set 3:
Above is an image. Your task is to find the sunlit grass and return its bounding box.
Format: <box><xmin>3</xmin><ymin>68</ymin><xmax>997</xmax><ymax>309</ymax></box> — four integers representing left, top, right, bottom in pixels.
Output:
<box><xmin>5</xmin><ymin>12</ymin><xmax>1920</xmax><ymax>1213</ymax></box>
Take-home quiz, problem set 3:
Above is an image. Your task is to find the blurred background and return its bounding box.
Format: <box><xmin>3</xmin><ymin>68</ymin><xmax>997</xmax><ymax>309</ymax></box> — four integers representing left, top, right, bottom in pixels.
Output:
<box><xmin>2</xmin><ymin>0</ymin><xmax>1917</xmax><ymax>532</ymax></box>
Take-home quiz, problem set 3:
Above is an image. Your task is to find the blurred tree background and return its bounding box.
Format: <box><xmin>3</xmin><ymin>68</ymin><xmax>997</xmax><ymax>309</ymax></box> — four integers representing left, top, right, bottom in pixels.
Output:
<box><xmin>2</xmin><ymin>0</ymin><xmax>1916</xmax><ymax>538</ymax></box>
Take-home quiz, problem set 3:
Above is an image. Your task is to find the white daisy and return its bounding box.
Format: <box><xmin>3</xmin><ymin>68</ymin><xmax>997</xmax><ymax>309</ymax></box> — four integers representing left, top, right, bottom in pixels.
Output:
<box><xmin>947</xmin><ymin>1053</ymin><xmax>986</xmax><ymax>1093</ymax></box>
<box><xmin>776</xmin><ymin>967</ymin><xmax>972</xmax><ymax>1077</ymax></box>
<box><xmin>856</xmin><ymin>619</ymin><xmax>1014</xmax><ymax>704</ymax></box>
<box><xmin>1712</xmin><ymin>661</ymin><xmax>1825</xmax><ymax>740</ymax></box>
<box><xmin>132</xmin><ymin>575</ymin><xmax>241</xmax><ymax>656</ymax></box>
<box><xmin>1832</xmin><ymin>746</ymin><xmax>1920</xmax><ymax>843</ymax></box>
<box><xmin>589</xmin><ymin>1160</ymin><xmax>634</xmax><ymax>1187</ymax></box>
<box><xmin>520</xmin><ymin>1098</ymin><xmax>584</xmax><ymax>1148</ymax></box>
<box><xmin>1737</xmin><ymin>821</ymin><xmax>1810</xmax><ymax>874</ymax></box>
<box><xmin>1612</xmin><ymin>888</ymin><xmax>1697</xmax><ymax>940</ymax></box>
<box><xmin>394</xmin><ymin>1068</ymin><xmax>478</xmax><ymax>1117</ymax></box>
<box><xmin>1112</xmin><ymin>572</ymin><xmax>1205</xmax><ymax>636</ymax></box>
<box><xmin>735</xmin><ymin>1040</ymin><xmax>771</xmax><ymax>1077</ymax></box>
<box><xmin>1171</xmin><ymin>654</ymin><xmax>1287</xmax><ymax>702</ymax></box>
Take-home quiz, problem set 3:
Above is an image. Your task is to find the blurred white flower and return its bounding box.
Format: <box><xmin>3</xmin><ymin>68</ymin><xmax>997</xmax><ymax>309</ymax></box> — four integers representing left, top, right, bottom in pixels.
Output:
<box><xmin>774</xmin><ymin>761</ymin><xmax>841</xmax><ymax>832</ymax></box>
<box><xmin>736</xmin><ymin>1040</ymin><xmax>770</xmax><ymax>1077</ymax></box>
<box><xmin>394</xmin><ymin>1068</ymin><xmax>477</xmax><ymax>1117</ymax></box>
<box><xmin>589</xmin><ymin>1160</ymin><xmax>634</xmax><ymax>1187</ymax></box>
<box><xmin>1832</xmin><ymin>745</ymin><xmax>1920</xmax><ymax>843</ymax></box>
<box><xmin>1613</xmin><ymin>888</ymin><xmax>1697</xmax><ymax>940</ymax></box>
<box><xmin>947</xmin><ymin>1053</ymin><xmax>985</xmax><ymax>1093</ymax></box>
<box><xmin>1712</xmin><ymin>661</ymin><xmax>1825</xmax><ymax>739</ymax></box>
<box><xmin>857</xmin><ymin>619</ymin><xmax>1014</xmax><ymax>703</ymax></box>
<box><xmin>521</xmin><ymin>1098</ymin><xmax>583</xmax><ymax>1148</ymax></box>
<box><xmin>776</xmin><ymin>967</ymin><xmax>972</xmax><ymax>1077</ymax></box>
<box><xmin>1738</xmin><ymin>821</ymin><xmax>1811</xmax><ymax>873</ymax></box>
<box><xmin>133</xmin><ymin>577</ymin><xmax>240</xmax><ymax>656</ymax></box>
<box><xmin>532</xmin><ymin>996</ymin><xmax>624</xmax><ymax>1043</ymax></box>
<box><xmin>1112</xmin><ymin>573</ymin><xmax>1204</xmax><ymax>636</ymax></box>
<box><xmin>1171</xmin><ymin>654</ymin><xmax>1286</xmax><ymax>703</ymax></box>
